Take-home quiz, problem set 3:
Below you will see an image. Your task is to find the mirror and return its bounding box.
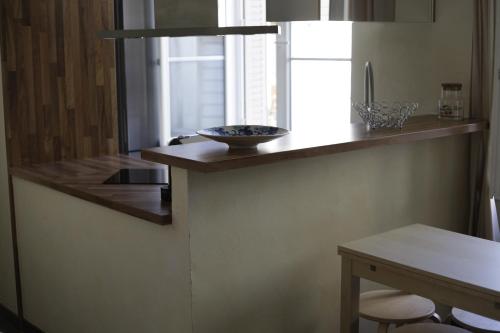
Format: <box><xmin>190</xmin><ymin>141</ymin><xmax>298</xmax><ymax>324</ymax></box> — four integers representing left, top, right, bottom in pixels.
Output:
<box><xmin>267</xmin><ymin>0</ymin><xmax>435</xmax><ymax>23</ymax></box>
<box><xmin>330</xmin><ymin>0</ymin><xmax>435</xmax><ymax>22</ymax></box>
<box><xmin>267</xmin><ymin>0</ymin><xmax>321</xmax><ymax>22</ymax></box>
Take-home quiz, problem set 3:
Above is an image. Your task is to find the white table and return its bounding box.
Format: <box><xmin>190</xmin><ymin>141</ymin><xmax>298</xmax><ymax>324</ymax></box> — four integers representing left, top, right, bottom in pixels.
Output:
<box><xmin>338</xmin><ymin>224</ymin><xmax>500</xmax><ymax>333</ymax></box>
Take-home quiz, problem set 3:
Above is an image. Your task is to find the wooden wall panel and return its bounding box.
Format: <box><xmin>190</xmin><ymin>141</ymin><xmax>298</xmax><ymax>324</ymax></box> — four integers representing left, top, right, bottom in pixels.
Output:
<box><xmin>0</xmin><ymin>0</ymin><xmax>118</xmax><ymax>167</ymax></box>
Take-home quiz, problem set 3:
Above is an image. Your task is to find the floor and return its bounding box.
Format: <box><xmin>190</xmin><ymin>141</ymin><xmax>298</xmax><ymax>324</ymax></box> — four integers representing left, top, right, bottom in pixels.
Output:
<box><xmin>0</xmin><ymin>312</ymin><xmax>38</xmax><ymax>333</ymax></box>
<box><xmin>0</xmin><ymin>312</ymin><xmax>20</xmax><ymax>333</ymax></box>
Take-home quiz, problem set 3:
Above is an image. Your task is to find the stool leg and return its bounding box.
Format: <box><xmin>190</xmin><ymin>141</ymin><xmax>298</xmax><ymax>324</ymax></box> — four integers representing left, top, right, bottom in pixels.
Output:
<box><xmin>377</xmin><ymin>323</ymin><xmax>390</xmax><ymax>333</ymax></box>
<box><xmin>429</xmin><ymin>313</ymin><xmax>442</xmax><ymax>323</ymax></box>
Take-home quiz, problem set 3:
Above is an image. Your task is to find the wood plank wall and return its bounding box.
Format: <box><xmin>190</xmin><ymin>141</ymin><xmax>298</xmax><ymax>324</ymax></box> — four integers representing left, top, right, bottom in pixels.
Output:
<box><xmin>0</xmin><ymin>0</ymin><xmax>118</xmax><ymax>167</ymax></box>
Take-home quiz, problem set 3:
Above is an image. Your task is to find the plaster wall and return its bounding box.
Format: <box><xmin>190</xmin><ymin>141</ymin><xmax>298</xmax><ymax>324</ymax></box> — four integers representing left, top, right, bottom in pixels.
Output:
<box><xmin>187</xmin><ymin>136</ymin><xmax>470</xmax><ymax>333</ymax></box>
<box><xmin>12</xmin><ymin>168</ymin><xmax>192</xmax><ymax>333</ymax></box>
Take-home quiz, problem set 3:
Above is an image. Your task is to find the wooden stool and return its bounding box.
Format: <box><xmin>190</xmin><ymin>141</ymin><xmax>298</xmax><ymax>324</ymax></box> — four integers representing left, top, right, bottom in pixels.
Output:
<box><xmin>450</xmin><ymin>308</ymin><xmax>500</xmax><ymax>333</ymax></box>
<box><xmin>393</xmin><ymin>323</ymin><xmax>472</xmax><ymax>333</ymax></box>
<box><xmin>359</xmin><ymin>290</ymin><xmax>439</xmax><ymax>333</ymax></box>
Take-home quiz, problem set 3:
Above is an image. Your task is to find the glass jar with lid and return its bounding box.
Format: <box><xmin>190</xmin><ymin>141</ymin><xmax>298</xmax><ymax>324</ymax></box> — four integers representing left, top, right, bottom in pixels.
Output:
<box><xmin>438</xmin><ymin>83</ymin><xmax>464</xmax><ymax>120</ymax></box>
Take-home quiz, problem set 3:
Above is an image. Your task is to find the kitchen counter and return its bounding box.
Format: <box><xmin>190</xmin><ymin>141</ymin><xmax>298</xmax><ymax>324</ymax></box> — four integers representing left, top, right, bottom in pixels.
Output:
<box><xmin>10</xmin><ymin>155</ymin><xmax>171</xmax><ymax>225</ymax></box>
<box><xmin>141</xmin><ymin>115</ymin><xmax>486</xmax><ymax>172</ymax></box>
<box><xmin>12</xmin><ymin>116</ymin><xmax>474</xmax><ymax>333</ymax></box>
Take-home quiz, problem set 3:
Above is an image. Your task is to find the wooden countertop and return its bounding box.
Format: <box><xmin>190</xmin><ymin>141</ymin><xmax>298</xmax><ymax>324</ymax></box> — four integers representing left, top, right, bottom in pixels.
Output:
<box><xmin>142</xmin><ymin>115</ymin><xmax>487</xmax><ymax>173</ymax></box>
<box><xmin>10</xmin><ymin>155</ymin><xmax>171</xmax><ymax>225</ymax></box>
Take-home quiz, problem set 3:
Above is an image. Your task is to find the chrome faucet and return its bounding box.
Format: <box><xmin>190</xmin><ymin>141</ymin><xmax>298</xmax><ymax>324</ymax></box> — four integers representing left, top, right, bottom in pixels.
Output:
<box><xmin>364</xmin><ymin>61</ymin><xmax>375</xmax><ymax>105</ymax></box>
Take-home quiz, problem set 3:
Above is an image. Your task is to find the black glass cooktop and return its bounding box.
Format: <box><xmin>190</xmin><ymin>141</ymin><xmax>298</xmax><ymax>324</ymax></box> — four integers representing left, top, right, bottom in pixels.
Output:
<box><xmin>103</xmin><ymin>169</ymin><xmax>168</xmax><ymax>185</ymax></box>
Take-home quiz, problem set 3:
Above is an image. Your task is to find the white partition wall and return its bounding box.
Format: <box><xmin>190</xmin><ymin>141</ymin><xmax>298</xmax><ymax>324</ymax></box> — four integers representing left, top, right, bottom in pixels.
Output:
<box><xmin>351</xmin><ymin>0</ymin><xmax>473</xmax><ymax>122</ymax></box>
<box><xmin>13</xmin><ymin>168</ymin><xmax>193</xmax><ymax>333</ymax></box>
<box><xmin>186</xmin><ymin>136</ymin><xmax>470</xmax><ymax>333</ymax></box>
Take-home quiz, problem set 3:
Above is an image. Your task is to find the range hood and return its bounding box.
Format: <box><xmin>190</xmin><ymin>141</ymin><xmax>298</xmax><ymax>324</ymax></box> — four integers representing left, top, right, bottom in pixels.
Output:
<box><xmin>99</xmin><ymin>0</ymin><xmax>279</xmax><ymax>39</ymax></box>
<box><xmin>98</xmin><ymin>26</ymin><xmax>279</xmax><ymax>39</ymax></box>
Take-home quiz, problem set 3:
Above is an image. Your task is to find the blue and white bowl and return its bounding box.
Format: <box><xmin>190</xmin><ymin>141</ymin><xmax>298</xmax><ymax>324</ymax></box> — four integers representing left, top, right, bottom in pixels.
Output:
<box><xmin>197</xmin><ymin>125</ymin><xmax>289</xmax><ymax>149</ymax></box>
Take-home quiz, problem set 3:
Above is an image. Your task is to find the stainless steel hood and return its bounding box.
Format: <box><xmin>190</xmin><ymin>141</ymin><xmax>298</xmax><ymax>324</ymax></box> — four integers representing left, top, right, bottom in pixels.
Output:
<box><xmin>100</xmin><ymin>0</ymin><xmax>279</xmax><ymax>39</ymax></box>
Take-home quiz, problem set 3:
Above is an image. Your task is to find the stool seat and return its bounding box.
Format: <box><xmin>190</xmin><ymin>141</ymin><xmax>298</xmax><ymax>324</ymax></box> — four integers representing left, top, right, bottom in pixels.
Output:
<box><xmin>393</xmin><ymin>323</ymin><xmax>471</xmax><ymax>333</ymax></box>
<box><xmin>451</xmin><ymin>308</ymin><xmax>500</xmax><ymax>333</ymax></box>
<box><xmin>359</xmin><ymin>290</ymin><xmax>435</xmax><ymax>324</ymax></box>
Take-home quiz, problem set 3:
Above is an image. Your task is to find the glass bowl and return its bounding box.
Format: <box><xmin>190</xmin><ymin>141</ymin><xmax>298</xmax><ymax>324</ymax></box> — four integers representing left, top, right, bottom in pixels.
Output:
<box><xmin>352</xmin><ymin>101</ymin><xmax>418</xmax><ymax>129</ymax></box>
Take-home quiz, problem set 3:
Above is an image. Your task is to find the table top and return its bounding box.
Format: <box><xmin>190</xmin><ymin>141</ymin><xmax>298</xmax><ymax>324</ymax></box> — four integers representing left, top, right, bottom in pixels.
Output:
<box><xmin>338</xmin><ymin>224</ymin><xmax>500</xmax><ymax>298</ymax></box>
<box><xmin>142</xmin><ymin>116</ymin><xmax>486</xmax><ymax>173</ymax></box>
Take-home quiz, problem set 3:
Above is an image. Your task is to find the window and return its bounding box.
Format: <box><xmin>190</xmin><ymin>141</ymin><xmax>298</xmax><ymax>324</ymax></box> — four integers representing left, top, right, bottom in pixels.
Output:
<box><xmin>288</xmin><ymin>21</ymin><xmax>352</xmax><ymax>132</ymax></box>
<box><xmin>158</xmin><ymin>0</ymin><xmax>277</xmax><ymax>145</ymax></box>
<box><xmin>121</xmin><ymin>0</ymin><xmax>352</xmax><ymax>153</ymax></box>
<box><xmin>160</xmin><ymin>36</ymin><xmax>226</xmax><ymax>140</ymax></box>
<box><xmin>276</xmin><ymin>0</ymin><xmax>352</xmax><ymax>131</ymax></box>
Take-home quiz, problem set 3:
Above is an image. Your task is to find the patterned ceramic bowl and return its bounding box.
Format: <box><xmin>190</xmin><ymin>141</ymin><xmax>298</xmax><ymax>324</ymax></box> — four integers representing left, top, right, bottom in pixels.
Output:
<box><xmin>197</xmin><ymin>125</ymin><xmax>289</xmax><ymax>149</ymax></box>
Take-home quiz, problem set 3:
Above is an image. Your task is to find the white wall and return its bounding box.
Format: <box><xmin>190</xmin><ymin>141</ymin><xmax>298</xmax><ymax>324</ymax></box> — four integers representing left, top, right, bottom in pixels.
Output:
<box><xmin>351</xmin><ymin>0</ymin><xmax>473</xmax><ymax>121</ymax></box>
<box><xmin>187</xmin><ymin>136</ymin><xmax>470</xmax><ymax>333</ymax></box>
<box><xmin>0</xmin><ymin>56</ymin><xmax>18</xmax><ymax>313</ymax></box>
<box><xmin>12</xmin><ymin>167</ymin><xmax>193</xmax><ymax>333</ymax></box>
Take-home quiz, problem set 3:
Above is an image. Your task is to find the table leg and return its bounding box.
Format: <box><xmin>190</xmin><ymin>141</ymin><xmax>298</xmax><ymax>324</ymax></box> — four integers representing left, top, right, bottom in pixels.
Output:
<box><xmin>340</xmin><ymin>256</ymin><xmax>360</xmax><ymax>333</ymax></box>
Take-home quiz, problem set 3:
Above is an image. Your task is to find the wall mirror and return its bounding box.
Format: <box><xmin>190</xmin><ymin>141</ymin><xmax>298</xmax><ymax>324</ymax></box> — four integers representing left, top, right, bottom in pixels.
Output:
<box><xmin>330</xmin><ymin>0</ymin><xmax>435</xmax><ymax>22</ymax></box>
<box><xmin>267</xmin><ymin>0</ymin><xmax>435</xmax><ymax>23</ymax></box>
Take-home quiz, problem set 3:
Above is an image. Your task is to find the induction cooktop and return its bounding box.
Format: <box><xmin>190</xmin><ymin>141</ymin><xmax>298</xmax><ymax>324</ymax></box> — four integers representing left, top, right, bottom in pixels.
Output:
<box><xmin>103</xmin><ymin>168</ymin><xmax>168</xmax><ymax>185</ymax></box>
